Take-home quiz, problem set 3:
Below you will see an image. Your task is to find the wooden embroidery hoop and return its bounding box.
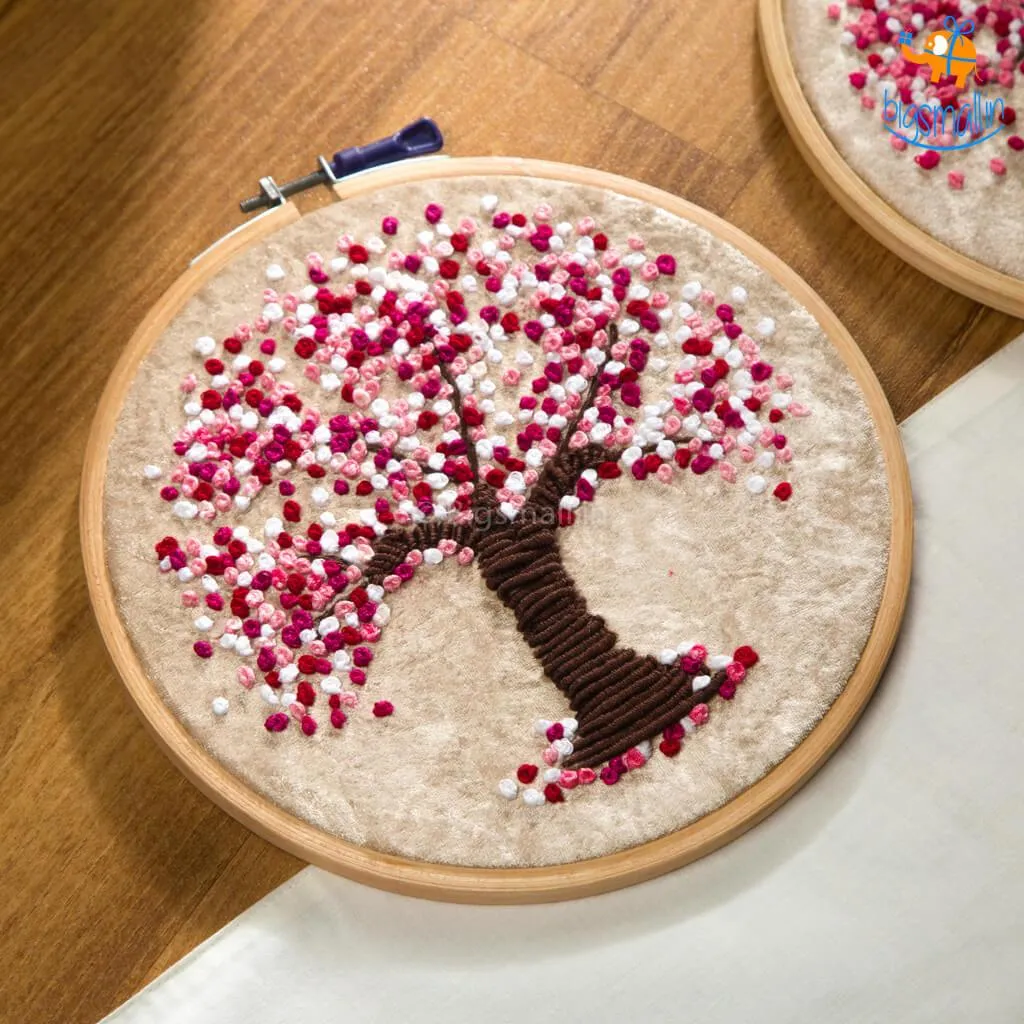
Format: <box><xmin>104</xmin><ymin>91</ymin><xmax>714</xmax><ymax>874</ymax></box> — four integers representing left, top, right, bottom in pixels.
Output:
<box><xmin>80</xmin><ymin>157</ymin><xmax>913</xmax><ymax>904</ymax></box>
<box><xmin>758</xmin><ymin>0</ymin><xmax>1024</xmax><ymax>319</ymax></box>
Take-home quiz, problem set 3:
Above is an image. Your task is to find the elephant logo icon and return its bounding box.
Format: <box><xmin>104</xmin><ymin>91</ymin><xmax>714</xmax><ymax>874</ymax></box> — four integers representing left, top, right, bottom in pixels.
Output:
<box><xmin>900</xmin><ymin>17</ymin><xmax>977</xmax><ymax>88</ymax></box>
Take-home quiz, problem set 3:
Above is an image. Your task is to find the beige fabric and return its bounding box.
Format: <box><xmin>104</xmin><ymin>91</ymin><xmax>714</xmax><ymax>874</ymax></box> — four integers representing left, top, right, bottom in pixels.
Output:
<box><xmin>785</xmin><ymin>0</ymin><xmax>1024</xmax><ymax>281</ymax></box>
<box><xmin>103</xmin><ymin>175</ymin><xmax>891</xmax><ymax>868</ymax></box>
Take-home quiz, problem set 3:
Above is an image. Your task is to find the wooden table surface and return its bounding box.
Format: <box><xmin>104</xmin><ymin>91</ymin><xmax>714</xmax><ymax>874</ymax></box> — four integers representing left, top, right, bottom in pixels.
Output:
<box><xmin>1</xmin><ymin>1</ymin><xmax>1019</xmax><ymax>1021</ymax></box>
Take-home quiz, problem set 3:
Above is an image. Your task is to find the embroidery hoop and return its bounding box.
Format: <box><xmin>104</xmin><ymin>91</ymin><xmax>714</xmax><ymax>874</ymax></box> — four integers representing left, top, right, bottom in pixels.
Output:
<box><xmin>758</xmin><ymin>0</ymin><xmax>1024</xmax><ymax>319</ymax></box>
<box><xmin>80</xmin><ymin>156</ymin><xmax>912</xmax><ymax>904</ymax></box>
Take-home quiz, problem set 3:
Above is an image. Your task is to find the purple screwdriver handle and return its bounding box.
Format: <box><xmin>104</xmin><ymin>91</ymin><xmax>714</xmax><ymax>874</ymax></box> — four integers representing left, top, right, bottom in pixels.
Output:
<box><xmin>330</xmin><ymin>118</ymin><xmax>444</xmax><ymax>178</ymax></box>
<box><xmin>238</xmin><ymin>120</ymin><xmax>445</xmax><ymax>214</ymax></box>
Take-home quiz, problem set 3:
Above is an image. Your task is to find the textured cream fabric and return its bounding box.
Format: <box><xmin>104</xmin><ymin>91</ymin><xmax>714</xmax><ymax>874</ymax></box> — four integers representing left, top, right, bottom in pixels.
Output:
<box><xmin>103</xmin><ymin>175</ymin><xmax>891</xmax><ymax>868</ymax></box>
<box><xmin>785</xmin><ymin>0</ymin><xmax>1024</xmax><ymax>281</ymax></box>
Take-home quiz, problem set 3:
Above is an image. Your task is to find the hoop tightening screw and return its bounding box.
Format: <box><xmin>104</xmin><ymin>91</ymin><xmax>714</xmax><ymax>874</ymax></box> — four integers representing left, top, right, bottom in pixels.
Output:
<box><xmin>239</xmin><ymin>158</ymin><xmax>338</xmax><ymax>214</ymax></box>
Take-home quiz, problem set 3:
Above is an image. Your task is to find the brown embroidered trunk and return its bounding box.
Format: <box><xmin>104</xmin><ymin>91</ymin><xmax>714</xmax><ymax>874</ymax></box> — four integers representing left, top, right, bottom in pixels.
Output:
<box><xmin>359</xmin><ymin>445</ymin><xmax>724</xmax><ymax>769</ymax></box>
<box><xmin>473</xmin><ymin>516</ymin><xmax>722</xmax><ymax>767</ymax></box>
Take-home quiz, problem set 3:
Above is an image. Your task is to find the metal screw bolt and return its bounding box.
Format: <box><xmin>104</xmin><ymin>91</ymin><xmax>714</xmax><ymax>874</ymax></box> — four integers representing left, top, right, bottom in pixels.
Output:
<box><xmin>239</xmin><ymin>157</ymin><xmax>337</xmax><ymax>214</ymax></box>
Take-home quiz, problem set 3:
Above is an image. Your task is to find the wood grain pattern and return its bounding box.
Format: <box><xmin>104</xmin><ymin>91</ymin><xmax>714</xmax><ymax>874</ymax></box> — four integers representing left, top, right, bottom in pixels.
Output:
<box><xmin>80</xmin><ymin>155</ymin><xmax>913</xmax><ymax>908</ymax></box>
<box><xmin>758</xmin><ymin>0</ymin><xmax>1024</xmax><ymax>319</ymax></box>
<box><xmin>0</xmin><ymin>0</ymin><xmax>1018</xmax><ymax>1020</ymax></box>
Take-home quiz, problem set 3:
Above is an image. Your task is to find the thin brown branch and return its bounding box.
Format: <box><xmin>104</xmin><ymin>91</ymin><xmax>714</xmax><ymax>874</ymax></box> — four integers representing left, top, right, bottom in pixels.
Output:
<box><xmin>556</xmin><ymin>322</ymin><xmax>615</xmax><ymax>459</ymax></box>
<box><xmin>524</xmin><ymin>443</ymin><xmax>609</xmax><ymax>513</ymax></box>
<box><xmin>318</xmin><ymin>519</ymin><xmax>470</xmax><ymax>623</ymax></box>
<box><xmin>436</xmin><ymin>360</ymin><xmax>480</xmax><ymax>480</ymax></box>
<box><xmin>524</xmin><ymin>436</ymin><xmax>670</xmax><ymax>515</ymax></box>
<box><xmin>361</xmin><ymin>519</ymin><xmax>470</xmax><ymax>585</ymax></box>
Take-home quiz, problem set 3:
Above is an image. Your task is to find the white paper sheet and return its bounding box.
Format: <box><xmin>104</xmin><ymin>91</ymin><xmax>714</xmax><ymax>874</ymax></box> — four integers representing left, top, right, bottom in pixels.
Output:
<box><xmin>104</xmin><ymin>337</ymin><xmax>1024</xmax><ymax>1024</ymax></box>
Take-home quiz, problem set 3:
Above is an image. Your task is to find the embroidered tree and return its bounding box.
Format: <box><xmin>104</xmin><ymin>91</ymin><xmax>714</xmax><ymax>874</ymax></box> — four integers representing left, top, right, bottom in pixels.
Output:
<box><xmin>151</xmin><ymin>195</ymin><xmax>808</xmax><ymax>801</ymax></box>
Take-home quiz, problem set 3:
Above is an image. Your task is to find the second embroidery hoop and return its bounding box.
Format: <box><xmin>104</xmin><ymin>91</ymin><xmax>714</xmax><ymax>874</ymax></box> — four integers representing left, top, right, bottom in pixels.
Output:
<box><xmin>81</xmin><ymin>156</ymin><xmax>912</xmax><ymax>903</ymax></box>
<box><xmin>758</xmin><ymin>0</ymin><xmax>1024</xmax><ymax>319</ymax></box>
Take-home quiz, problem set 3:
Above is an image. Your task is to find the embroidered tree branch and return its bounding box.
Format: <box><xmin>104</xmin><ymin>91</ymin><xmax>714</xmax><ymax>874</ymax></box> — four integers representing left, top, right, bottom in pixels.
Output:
<box><xmin>152</xmin><ymin>198</ymin><xmax>807</xmax><ymax>796</ymax></box>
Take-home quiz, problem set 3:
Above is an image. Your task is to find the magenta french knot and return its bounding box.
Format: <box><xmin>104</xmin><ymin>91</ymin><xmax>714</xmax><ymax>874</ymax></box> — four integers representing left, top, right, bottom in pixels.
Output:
<box><xmin>145</xmin><ymin>192</ymin><xmax>807</xmax><ymax>806</ymax></box>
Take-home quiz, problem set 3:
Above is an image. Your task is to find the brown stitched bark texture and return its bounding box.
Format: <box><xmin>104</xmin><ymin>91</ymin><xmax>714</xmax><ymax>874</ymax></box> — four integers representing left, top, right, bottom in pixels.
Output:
<box><xmin>357</xmin><ymin>427</ymin><xmax>731</xmax><ymax>768</ymax></box>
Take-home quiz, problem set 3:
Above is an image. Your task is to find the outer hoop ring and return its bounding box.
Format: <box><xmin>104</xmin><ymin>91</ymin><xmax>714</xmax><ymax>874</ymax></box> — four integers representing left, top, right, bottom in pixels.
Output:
<box><xmin>81</xmin><ymin>157</ymin><xmax>912</xmax><ymax>903</ymax></box>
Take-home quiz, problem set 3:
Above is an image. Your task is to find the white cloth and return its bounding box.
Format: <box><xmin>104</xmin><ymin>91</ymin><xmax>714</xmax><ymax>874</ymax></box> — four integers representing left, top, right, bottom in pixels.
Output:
<box><xmin>104</xmin><ymin>338</ymin><xmax>1024</xmax><ymax>1024</ymax></box>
